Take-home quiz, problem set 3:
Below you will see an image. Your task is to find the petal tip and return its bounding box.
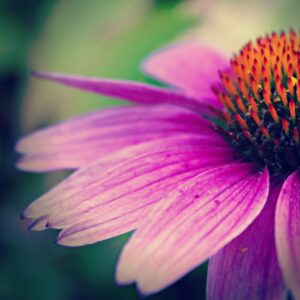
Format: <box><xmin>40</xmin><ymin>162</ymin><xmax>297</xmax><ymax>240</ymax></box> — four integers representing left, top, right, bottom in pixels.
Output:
<box><xmin>30</xmin><ymin>69</ymin><xmax>40</xmax><ymax>78</ymax></box>
<box><xmin>15</xmin><ymin>134</ymin><xmax>40</xmax><ymax>155</ymax></box>
<box><xmin>15</xmin><ymin>157</ymin><xmax>29</xmax><ymax>171</ymax></box>
<box><xmin>115</xmin><ymin>255</ymin><xmax>136</xmax><ymax>286</ymax></box>
<box><xmin>56</xmin><ymin>231</ymin><xmax>86</xmax><ymax>247</ymax></box>
<box><xmin>115</xmin><ymin>273</ymin><xmax>134</xmax><ymax>286</ymax></box>
<box><xmin>22</xmin><ymin>206</ymin><xmax>32</xmax><ymax>219</ymax></box>
<box><xmin>136</xmin><ymin>280</ymin><xmax>163</xmax><ymax>297</ymax></box>
<box><xmin>56</xmin><ymin>236</ymin><xmax>71</xmax><ymax>247</ymax></box>
<box><xmin>15</xmin><ymin>137</ymin><xmax>29</xmax><ymax>154</ymax></box>
<box><xmin>30</xmin><ymin>70</ymin><xmax>54</xmax><ymax>81</ymax></box>
<box><xmin>15</xmin><ymin>156</ymin><xmax>51</xmax><ymax>173</ymax></box>
<box><xmin>28</xmin><ymin>216</ymin><xmax>48</xmax><ymax>231</ymax></box>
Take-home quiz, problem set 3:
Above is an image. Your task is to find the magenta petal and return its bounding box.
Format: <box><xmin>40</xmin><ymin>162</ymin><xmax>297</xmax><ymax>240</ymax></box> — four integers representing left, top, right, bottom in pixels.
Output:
<box><xmin>23</xmin><ymin>145</ymin><xmax>235</xmax><ymax>245</ymax></box>
<box><xmin>28</xmin><ymin>215</ymin><xmax>49</xmax><ymax>231</ymax></box>
<box><xmin>56</xmin><ymin>165</ymin><xmax>202</xmax><ymax>246</ymax></box>
<box><xmin>207</xmin><ymin>181</ymin><xmax>286</xmax><ymax>300</ymax></box>
<box><xmin>116</xmin><ymin>163</ymin><xmax>269</xmax><ymax>294</ymax></box>
<box><xmin>31</xmin><ymin>71</ymin><xmax>206</xmax><ymax>111</ymax></box>
<box><xmin>17</xmin><ymin>133</ymin><xmax>229</xmax><ymax>172</ymax></box>
<box><xmin>142</xmin><ymin>42</ymin><xmax>229</xmax><ymax>106</ymax></box>
<box><xmin>275</xmin><ymin>170</ymin><xmax>300</xmax><ymax>299</ymax></box>
<box><xmin>16</xmin><ymin>105</ymin><xmax>221</xmax><ymax>171</ymax></box>
<box><xmin>23</xmin><ymin>144</ymin><xmax>234</xmax><ymax>220</ymax></box>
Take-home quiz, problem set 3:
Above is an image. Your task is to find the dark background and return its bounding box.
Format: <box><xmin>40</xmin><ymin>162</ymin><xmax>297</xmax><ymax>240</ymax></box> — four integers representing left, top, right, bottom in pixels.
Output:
<box><xmin>0</xmin><ymin>0</ymin><xmax>299</xmax><ymax>299</ymax></box>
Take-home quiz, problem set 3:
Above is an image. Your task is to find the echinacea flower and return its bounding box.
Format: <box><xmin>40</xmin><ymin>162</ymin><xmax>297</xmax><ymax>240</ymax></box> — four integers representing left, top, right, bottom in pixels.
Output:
<box><xmin>17</xmin><ymin>30</ymin><xmax>300</xmax><ymax>299</ymax></box>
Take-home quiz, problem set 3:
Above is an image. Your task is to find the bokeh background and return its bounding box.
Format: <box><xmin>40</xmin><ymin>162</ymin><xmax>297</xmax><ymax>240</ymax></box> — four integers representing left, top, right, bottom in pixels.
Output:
<box><xmin>1</xmin><ymin>0</ymin><xmax>299</xmax><ymax>299</ymax></box>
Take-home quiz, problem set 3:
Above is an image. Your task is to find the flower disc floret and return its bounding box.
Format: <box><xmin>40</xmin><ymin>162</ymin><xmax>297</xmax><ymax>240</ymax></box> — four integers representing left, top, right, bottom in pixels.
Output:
<box><xmin>212</xmin><ymin>30</ymin><xmax>300</xmax><ymax>175</ymax></box>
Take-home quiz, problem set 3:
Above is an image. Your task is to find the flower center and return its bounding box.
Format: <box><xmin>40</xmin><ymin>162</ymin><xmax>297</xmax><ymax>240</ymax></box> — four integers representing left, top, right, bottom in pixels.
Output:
<box><xmin>212</xmin><ymin>30</ymin><xmax>300</xmax><ymax>176</ymax></box>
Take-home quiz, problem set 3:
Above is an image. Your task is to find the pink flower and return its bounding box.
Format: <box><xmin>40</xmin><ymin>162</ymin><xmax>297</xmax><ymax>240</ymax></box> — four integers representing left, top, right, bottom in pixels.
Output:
<box><xmin>17</xmin><ymin>31</ymin><xmax>300</xmax><ymax>299</ymax></box>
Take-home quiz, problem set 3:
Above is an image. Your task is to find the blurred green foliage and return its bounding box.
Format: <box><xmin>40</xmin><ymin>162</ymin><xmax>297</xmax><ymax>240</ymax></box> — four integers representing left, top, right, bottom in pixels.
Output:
<box><xmin>1</xmin><ymin>1</ymin><xmax>206</xmax><ymax>300</ymax></box>
<box><xmin>20</xmin><ymin>0</ymin><xmax>196</xmax><ymax>129</ymax></box>
<box><xmin>1</xmin><ymin>0</ymin><xmax>300</xmax><ymax>300</ymax></box>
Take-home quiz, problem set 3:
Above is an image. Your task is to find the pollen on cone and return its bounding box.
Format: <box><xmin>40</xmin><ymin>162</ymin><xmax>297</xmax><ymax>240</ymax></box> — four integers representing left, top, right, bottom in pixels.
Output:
<box><xmin>235</xmin><ymin>96</ymin><xmax>247</xmax><ymax>114</ymax></box>
<box><xmin>223</xmin><ymin>94</ymin><xmax>237</xmax><ymax>112</ymax></box>
<box><xmin>282</xmin><ymin>119</ymin><xmax>290</xmax><ymax>135</ymax></box>
<box><xmin>289</xmin><ymin>100</ymin><xmax>296</xmax><ymax>120</ymax></box>
<box><xmin>242</xmin><ymin>129</ymin><xmax>253</xmax><ymax>141</ymax></box>
<box><xmin>250</xmin><ymin>77</ymin><xmax>259</xmax><ymax>99</ymax></box>
<box><xmin>249</xmin><ymin>96</ymin><xmax>258</xmax><ymax>113</ymax></box>
<box><xmin>279</xmin><ymin>85</ymin><xmax>288</xmax><ymax>106</ymax></box>
<box><xmin>287</xmin><ymin>77</ymin><xmax>294</xmax><ymax>95</ymax></box>
<box><xmin>237</xmin><ymin>77</ymin><xmax>248</xmax><ymax>97</ymax></box>
<box><xmin>212</xmin><ymin>29</ymin><xmax>300</xmax><ymax>175</ymax></box>
<box><xmin>250</xmin><ymin>110</ymin><xmax>262</xmax><ymax>127</ymax></box>
<box><xmin>263</xmin><ymin>89</ymin><xmax>271</xmax><ymax>106</ymax></box>
<box><xmin>235</xmin><ymin>114</ymin><xmax>248</xmax><ymax>129</ymax></box>
<box><xmin>269</xmin><ymin>104</ymin><xmax>279</xmax><ymax>123</ymax></box>
<box><xmin>260</xmin><ymin>127</ymin><xmax>270</xmax><ymax>138</ymax></box>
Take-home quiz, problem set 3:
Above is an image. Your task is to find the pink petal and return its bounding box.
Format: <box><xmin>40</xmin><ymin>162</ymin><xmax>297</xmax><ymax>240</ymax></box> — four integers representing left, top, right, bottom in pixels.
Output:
<box><xmin>116</xmin><ymin>163</ymin><xmax>269</xmax><ymax>294</ymax></box>
<box><xmin>17</xmin><ymin>133</ymin><xmax>228</xmax><ymax>172</ymax></box>
<box><xmin>52</xmin><ymin>146</ymin><xmax>233</xmax><ymax>225</ymax></box>
<box><xmin>24</xmin><ymin>145</ymin><xmax>235</xmax><ymax>242</ymax></box>
<box><xmin>56</xmin><ymin>167</ymin><xmax>202</xmax><ymax>246</ymax></box>
<box><xmin>207</xmin><ymin>181</ymin><xmax>286</xmax><ymax>300</ymax></box>
<box><xmin>275</xmin><ymin>170</ymin><xmax>300</xmax><ymax>299</ymax></box>
<box><xmin>31</xmin><ymin>71</ymin><xmax>207</xmax><ymax>111</ymax></box>
<box><xmin>142</xmin><ymin>42</ymin><xmax>229</xmax><ymax>107</ymax></box>
<box><xmin>16</xmin><ymin>105</ymin><xmax>222</xmax><ymax>171</ymax></box>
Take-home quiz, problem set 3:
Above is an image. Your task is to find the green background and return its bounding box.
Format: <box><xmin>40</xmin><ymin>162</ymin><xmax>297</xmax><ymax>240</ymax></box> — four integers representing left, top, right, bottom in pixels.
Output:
<box><xmin>1</xmin><ymin>0</ymin><xmax>299</xmax><ymax>299</ymax></box>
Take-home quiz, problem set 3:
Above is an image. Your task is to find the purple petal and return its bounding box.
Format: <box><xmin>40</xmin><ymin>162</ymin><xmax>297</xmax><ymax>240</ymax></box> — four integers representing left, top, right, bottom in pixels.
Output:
<box><xmin>116</xmin><ymin>163</ymin><xmax>269</xmax><ymax>294</ymax></box>
<box><xmin>16</xmin><ymin>105</ymin><xmax>222</xmax><ymax>171</ymax></box>
<box><xmin>207</xmin><ymin>180</ymin><xmax>286</xmax><ymax>300</ymax></box>
<box><xmin>24</xmin><ymin>145</ymin><xmax>236</xmax><ymax>244</ymax></box>
<box><xmin>51</xmin><ymin>145</ymin><xmax>234</xmax><ymax>227</ymax></box>
<box><xmin>275</xmin><ymin>170</ymin><xmax>300</xmax><ymax>299</ymax></box>
<box><xmin>28</xmin><ymin>215</ymin><xmax>49</xmax><ymax>231</ymax></box>
<box><xmin>56</xmin><ymin>167</ymin><xmax>201</xmax><ymax>246</ymax></box>
<box><xmin>31</xmin><ymin>71</ymin><xmax>208</xmax><ymax>111</ymax></box>
<box><xmin>17</xmin><ymin>134</ymin><xmax>228</xmax><ymax>172</ymax></box>
<box><xmin>142</xmin><ymin>42</ymin><xmax>229</xmax><ymax>107</ymax></box>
